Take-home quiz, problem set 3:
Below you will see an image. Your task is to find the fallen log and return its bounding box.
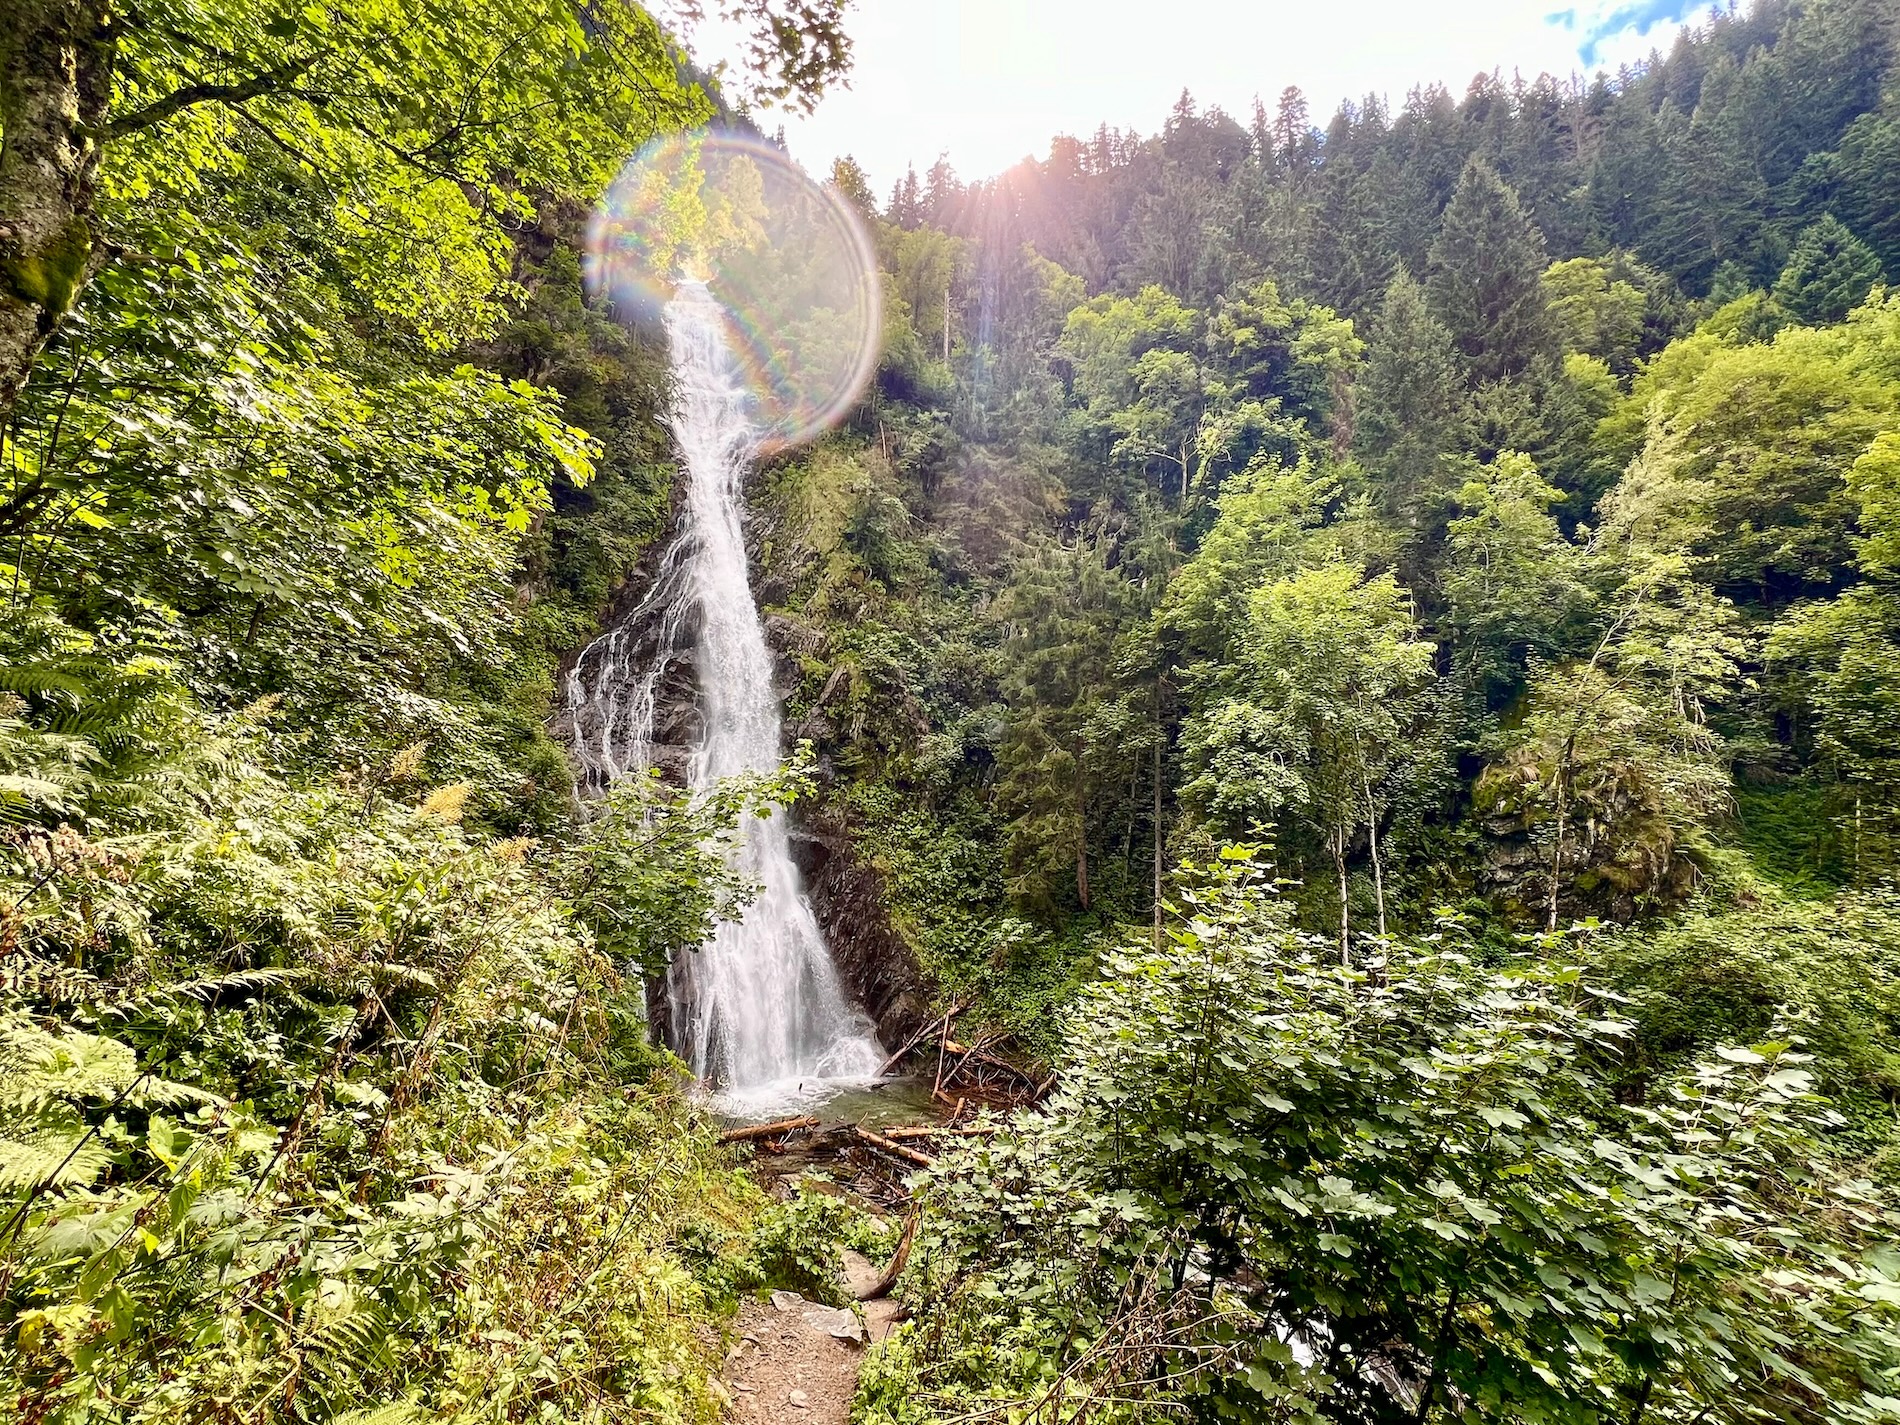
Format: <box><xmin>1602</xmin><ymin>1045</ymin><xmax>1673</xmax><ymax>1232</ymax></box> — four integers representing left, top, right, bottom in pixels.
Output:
<box><xmin>857</xmin><ymin>1213</ymin><xmax>918</xmax><ymax>1302</ymax></box>
<box><xmin>878</xmin><ymin>996</ymin><xmax>973</xmax><ymax>1076</ymax></box>
<box><xmin>718</xmin><ymin>1115</ymin><xmax>818</xmax><ymax>1144</ymax></box>
<box><xmin>855</xmin><ymin>1125</ymin><xmax>935</xmax><ymax>1167</ymax></box>
<box><xmin>879</xmin><ymin>1124</ymin><xmax>996</xmax><ymax>1141</ymax></box>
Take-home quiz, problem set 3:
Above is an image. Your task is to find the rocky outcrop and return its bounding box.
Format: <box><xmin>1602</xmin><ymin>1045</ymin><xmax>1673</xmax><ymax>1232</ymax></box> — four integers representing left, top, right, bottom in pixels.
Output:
<box><xmin>792</xmin><ymin>811</ymin><xmax>932</xmax><ymax>1050</ymax></box>
<box><xmin>1474</xmin><ymin>756</ymin><xmax>1702</xmax><ymax>925</ymax></box>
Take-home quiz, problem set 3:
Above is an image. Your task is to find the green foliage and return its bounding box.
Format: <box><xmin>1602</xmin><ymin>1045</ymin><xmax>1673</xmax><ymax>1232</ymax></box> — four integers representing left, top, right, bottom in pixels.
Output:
<box><xmin>1426</xmin><ymin>158</ymin><xmax>1556</xmax><ymax>386</ymax></box>
<box><xmin>869</xmin><ymin>858</ymin><xmax>1900</xmax><ymax>1425</ymax></box>
<box><xmin>725</xmin><ymin>1183</ymin><xmax>895</xmax><ymax>1307</ymax></box>
<box><xmin>564</xmin><ymin>758</ymin><xmax>816</xmax><ymax>980</ymax></box>
<box><xmin>1181</xmin><ymin>562</ymin><xmax>1440</xmax><ymax>944</ymax></box>
<box><xmin>0</xmin><ymin>717</ymin><xmax>766</xmax><ymax>1422</ymax></box>
<box><xmin>1352</xmin><ymin>272</ymin><xmax>1464</xmax><ymax>533</ymax></box>
<box><xmin>1598</xmin><ymin>890</ymin><xmax>1900</xmax><ymax>1162</ymax></box>
<box><xmin>1774</xmin><ymin>214</ymin><xmax>1887</xmax><ymax>326</ymax></box>
<box><xmin>1604</xmin><ymin>290</ymin><xmax>1900</xmax><ymax>600</ymax></box>
<box><xmin>1058</xmin><ymin>286</ymin><xmax>1205</xmax><ymax>495</ymax></box>
<box><xmin>1477</xmin><ymin>551</ymin><xmax>1745</xmax><ymax>926</ymax></box>
<box><xmin>994</xmin><ymin>533</ymin><xmax>1142</xmax><ymax>912</ymax></box>
<box><xmin>1543</xmin><ymin>256</ymin><xmax>1649</xmax><ymax>371</ymax></box>
<box><xmin>1442</xmin><ymin>452</ymin><xmax>1593</xmax><ymax>703</ymax></box>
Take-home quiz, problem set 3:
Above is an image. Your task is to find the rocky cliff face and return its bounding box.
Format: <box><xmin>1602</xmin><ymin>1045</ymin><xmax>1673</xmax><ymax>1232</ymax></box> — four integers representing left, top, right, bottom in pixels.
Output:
<box><xmin>1473</xmin><ymin>758</ymin><xmax>1701</xmax><ymax>925</ymax></box>
<box><xmin>791</xmin><ymin>813</ymin><xmax>931</xmax><ymax>1048</ymax></box>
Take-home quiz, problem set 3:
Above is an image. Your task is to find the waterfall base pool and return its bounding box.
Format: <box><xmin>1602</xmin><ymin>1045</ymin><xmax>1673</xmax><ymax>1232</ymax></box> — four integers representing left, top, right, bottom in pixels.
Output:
<box><xmin>710</xmin><ymin>1073</ymin><xmax>945</xmax><ymax>1130</ymax></box>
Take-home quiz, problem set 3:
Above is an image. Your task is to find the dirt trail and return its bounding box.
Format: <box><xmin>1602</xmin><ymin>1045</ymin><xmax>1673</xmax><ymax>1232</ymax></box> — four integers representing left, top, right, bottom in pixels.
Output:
<box><xmin>720</xmin><ymin>1252</ymin><xmax>902</xmax><ymax>1425</ymax></box>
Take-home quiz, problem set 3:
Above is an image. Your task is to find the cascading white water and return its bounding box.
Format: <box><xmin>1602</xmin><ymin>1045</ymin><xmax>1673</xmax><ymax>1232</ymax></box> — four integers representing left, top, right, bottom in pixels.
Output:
<box><xmin>567</xmin><ymin>282</ymin><xmax>884</xmax><ymax>1111</ymax></box>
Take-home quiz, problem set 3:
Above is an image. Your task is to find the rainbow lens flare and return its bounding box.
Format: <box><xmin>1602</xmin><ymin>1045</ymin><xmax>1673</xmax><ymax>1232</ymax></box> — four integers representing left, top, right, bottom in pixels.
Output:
<box><xmin>585</xmin><ymin>130</ymin><xmax>882</xmax><ymax>453</ymax></box>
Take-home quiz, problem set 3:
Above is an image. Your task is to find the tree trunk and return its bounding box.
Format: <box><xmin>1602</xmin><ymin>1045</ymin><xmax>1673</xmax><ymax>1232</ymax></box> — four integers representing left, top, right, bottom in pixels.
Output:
<box><xmin>1152</xmin><ymin>686</ymin><xmax>1164</xmax><ymax>951</ymax></box>
<box><xmin>1333</xmin><ymin>825</ymin><xmax>1350</xmax><ymax>967</ymax></box>
<box><xmin>1075</xmin><ymin>764</ymin><xmax>1090</xmax><ymax>911</ymax></box>
<box><xmin>0</xmin><ymin>0</ymin><xmax>114</xmax><ymax>420</ymax></box>
<box><xmin>1363</xmin><ymin>771</ymin><xmax>1387</xmax><ymax>937</ymax></box>
<box><xmin>1546</xmin><ymin>736</ymin><xmax>1573</xmax><ymax>934</ymax></box>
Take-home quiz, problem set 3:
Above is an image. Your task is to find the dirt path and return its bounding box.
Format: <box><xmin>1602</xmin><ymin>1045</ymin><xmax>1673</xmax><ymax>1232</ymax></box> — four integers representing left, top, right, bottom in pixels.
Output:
<box><xmin>720</xmin><ymin>1253</ymin><xmax>901</xmax><ymax>1425</ymax></box>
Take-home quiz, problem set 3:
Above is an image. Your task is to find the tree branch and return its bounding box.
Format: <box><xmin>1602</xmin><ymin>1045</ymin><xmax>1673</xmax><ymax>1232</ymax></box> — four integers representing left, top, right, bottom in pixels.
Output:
<box><xmin>103</xmin><ymin>51</ymin><xmax>326</xmax><ymax>138</ymax></box>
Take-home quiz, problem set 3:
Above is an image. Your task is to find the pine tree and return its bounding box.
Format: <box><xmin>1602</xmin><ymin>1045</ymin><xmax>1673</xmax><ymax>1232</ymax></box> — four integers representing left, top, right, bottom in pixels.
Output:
<box><xmin>995</xmin><ymin>535</ymin><xmax>1139</xmax><ymax>912</ymax></box>
<box><xmin>888</xmin><ymin>166</ymin><xmax>924</xmax><ymax>228</ymax></box>
<box><xmin>1680</xmin><ymin>53</ymin><xmax>1773</xmax><ymax>291</ymax></box>
<box><xmin>1774</xmin><ymin>214</ymin><xmax>1885</xmax><ymax>325</ymax></box>
<box><xmin>1309</xmin><ymin>153</ymin><xmax>1398</xmax><ymax>318</ymax></box>
<box><xmin>1272</xmin><ymin>86</ymin><xmax>1317</xmax><ymax>189</ymax></box>
<box><xmin>828</xmin><ymin>156</ymin><xmax>877</xmax><ymax>220</ymax></box>
<box><xmin>1823</xmin><ymin>111</ymin><xmax>1900</xmax><ymax>280</ymax></box>
<box><xmin>1427</xmin><ymin>156</ymin><xmax>1555</xmax><ymax>385</ymax></box>
<box><xmin>1353</xmin><ymin>272</ymin><xmax>1464</xmax><ymax>532</ymax></box>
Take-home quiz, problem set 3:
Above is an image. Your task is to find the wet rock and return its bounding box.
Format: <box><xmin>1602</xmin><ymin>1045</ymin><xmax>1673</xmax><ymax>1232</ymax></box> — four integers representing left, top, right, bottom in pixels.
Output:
<box><xmin>793</xmin><ymin>813</ymin><xmax>931</xmax><ymax>1048</ymax></box>
<box><xmin>801</xmin><ymin>1305</ymin><xmax>865</xmax><ymax>1344</ymax></box>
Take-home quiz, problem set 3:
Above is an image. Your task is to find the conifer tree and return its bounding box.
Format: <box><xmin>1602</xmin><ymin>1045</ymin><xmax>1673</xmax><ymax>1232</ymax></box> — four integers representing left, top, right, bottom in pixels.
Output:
<box><xmin>994</xmin><ymin>534</ymin><xmax>1141</xmax><ymax>912</ymax></box>
<box><xmin>1427</xmin><ymin>157</ymin><xmax>1556</xmax><ymax>384</ymax></box>
<box><xmin>1824</xmin><ymin>111</ymin><xmax>1900</xmax><ymax>279</ymax></box>
<box><xmin>1774</xmin><ymin>215</ymin><xmax>1885</xmax><ymax>325</ymax></box>
<box><xmin>888</xmin><ymin>166</ymin><xmax>924</xmax><ymax>228</ymax></box>
<box><xmin>1354</xmin><ymin>272</ymin><xmax>1464</xmax><ymax>531</ymax></box>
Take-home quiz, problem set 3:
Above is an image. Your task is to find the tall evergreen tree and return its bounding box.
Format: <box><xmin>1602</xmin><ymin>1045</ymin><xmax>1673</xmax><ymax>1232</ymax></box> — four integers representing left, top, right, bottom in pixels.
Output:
<box><xmin>1774</xmin><ymin>214</ymin><xmax>1885</xmax><ymax>324</ymax></box>
<box><xmin>1353</xmin><ymin>272</ymin><xmax>1464</xmax><ymax>532</ymax></box>
<box><xmin>1426</xmin><ymin>157</ymin><xmax>1556</xmax><ymax>385</ymax></box>
<box><xmin>1821</xmin><ymin>110</ymin><xmax>1900</xmax><ymax>279</ymax></box>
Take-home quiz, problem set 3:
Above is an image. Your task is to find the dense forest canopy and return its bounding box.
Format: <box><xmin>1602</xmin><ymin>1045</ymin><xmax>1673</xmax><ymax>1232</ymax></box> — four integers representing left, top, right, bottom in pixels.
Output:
<box><xmin>5</xmin><ymin>0</ymin><xmax>1900</xmax><ymax>1421</ymax></box>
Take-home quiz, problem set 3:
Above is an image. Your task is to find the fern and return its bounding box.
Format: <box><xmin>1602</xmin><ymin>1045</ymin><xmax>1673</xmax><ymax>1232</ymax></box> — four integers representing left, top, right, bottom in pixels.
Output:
<box><xmin>101</xmin><ymin>966</ymin><xmax>313</xmax><ymax>1016</ymax></box>
<box><xmin>0</xmin><ymin>1124</ymin><xmax>117</xmax><ymax>1191</ymax></box>
<box><xmin>332</xmin><ymin>1404</ymin><xmax>425</xmax><ymax>1425</ymax></box>
<box><xmin>303</xmin><ymin>1300</ymin><xmax>403</xmax><ymax>1402</ymax></box>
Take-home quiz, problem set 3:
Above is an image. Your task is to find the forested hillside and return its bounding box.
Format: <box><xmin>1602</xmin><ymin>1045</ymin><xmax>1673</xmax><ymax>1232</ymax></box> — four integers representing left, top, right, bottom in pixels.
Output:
<box><xmin>6</xmin><ymin>0</ymin><xmax>1900</xmax><ymax>1420</ymax></box>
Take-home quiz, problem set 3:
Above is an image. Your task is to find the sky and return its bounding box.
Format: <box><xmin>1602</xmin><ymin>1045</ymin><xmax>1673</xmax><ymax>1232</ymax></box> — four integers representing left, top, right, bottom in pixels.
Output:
<box><xmin>691</xmin><ymin>0</ymin><xmax>1715</xmax><ymax>194</ymax></box>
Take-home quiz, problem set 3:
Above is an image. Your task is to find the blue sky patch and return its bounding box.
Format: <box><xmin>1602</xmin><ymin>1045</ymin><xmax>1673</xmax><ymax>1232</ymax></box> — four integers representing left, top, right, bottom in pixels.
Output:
<box><xmin>1553</xmin><ymin>0</ymin><xmax>1712</xmax><ymax>66</ymax></box>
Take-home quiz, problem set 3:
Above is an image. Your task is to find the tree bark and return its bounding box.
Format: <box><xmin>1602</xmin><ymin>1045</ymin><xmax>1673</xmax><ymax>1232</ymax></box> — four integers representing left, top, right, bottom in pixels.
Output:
<box><xmin>0</xmin><ymin>0</ymin><xmax>115</xmax><ymax>421</ymax></box>
<box><xmin>1363</xmin><ymin>770</ymin><xmax>1387</xmax><ymax>937</ymax></box>
<box><xmin>1547</xmin><ymin>734</ymin><xmax>1573</xmax><ymax>934</ymax></box>
<box><xmin>1075</xmin><ymin>758</ymin><xmax>1090</xmax><ymax>911</ymax></box>
<box><xmin>1333</xmin><ymin>825</ymin><xmax>1350</xmax><ymax>967</ymax></box>
<box><xmin>1152</xmin><ymin>682</ymin><xmax>1164</xmax><ymax>951</ymax></box>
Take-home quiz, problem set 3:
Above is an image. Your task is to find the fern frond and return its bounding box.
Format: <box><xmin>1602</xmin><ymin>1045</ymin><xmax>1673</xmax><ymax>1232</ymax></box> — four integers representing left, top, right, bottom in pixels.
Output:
<box><xmin>0</xmin><ymin>1127</ymin><xmax>117</xmax><ymax>1190</ymax></box>
<box><xmin>303</xmin><ymin>1300</ymin><xmax>403</xmax><ymax>1398</ymax></box>
<box><xmin>0</xmin><ymin>665</ymin><xmax>97</xmax><ymax>699</ymax></box>
<box><xmin>332</xmin><ymin>1404</ymin><xmax>424</xmax><ymax>1425</ymax></box>
<box><xmin>103</xmin><ymin>967</ymin><xmax>312</xmax><ymax>1016</ymax></box>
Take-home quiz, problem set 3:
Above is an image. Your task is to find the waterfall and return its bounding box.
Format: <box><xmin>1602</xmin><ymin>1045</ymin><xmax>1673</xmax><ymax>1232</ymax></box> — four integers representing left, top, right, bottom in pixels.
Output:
<box><xmin>565</xmin><ymin>282</ymin><xmax>884</xmax><ymax>1111</ymax></box>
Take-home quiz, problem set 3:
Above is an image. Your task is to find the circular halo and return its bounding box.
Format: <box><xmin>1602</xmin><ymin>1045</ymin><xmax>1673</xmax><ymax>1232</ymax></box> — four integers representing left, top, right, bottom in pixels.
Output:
<box><xmin>586</xmin><ymin>130</ymin><xmax>883</xmax><ymax>453</ymax></box>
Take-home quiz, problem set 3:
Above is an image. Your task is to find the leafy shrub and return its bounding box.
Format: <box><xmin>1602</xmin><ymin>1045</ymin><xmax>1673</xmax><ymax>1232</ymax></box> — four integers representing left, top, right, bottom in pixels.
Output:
<box><xmin>0</xmin><ymin>659</ymin><xmax>782</xmax><ymax>1423</ymax></box>
<box><xmin>723</xmin><ymin>1182</ymin><xmax>896</xmax><ymax>1307</ymax></box>
<box><xmin>864</xmin><ymin>853</ymin><xmax>1900</xmax><ymax>1425</ymax></box>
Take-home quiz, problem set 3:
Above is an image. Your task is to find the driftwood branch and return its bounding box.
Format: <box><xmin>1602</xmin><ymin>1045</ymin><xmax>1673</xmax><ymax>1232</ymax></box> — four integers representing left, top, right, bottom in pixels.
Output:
<box><xmin>857</xmin><ymin>1212</ymin><xmax>917</xmax><ymax>1302</ymax></box>
<box><xmin>717</xmin><ymin>1114</ymin><xmax>817</xmax><ymax>1144</ymax></box>
<box><xmin>880</xmin><ymin>994</ymin><xmax>972</xmax><ymax>1075</ymax></box>
<box><xmin>855</xmin><ymin>1125</ymin><xmax>934</xmax><ymax>1167</ymax></box>
<box><xmin>880</xmin><ymin>1124</ymin><xmax>994</xmax><ymax>1141</ymax></box>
